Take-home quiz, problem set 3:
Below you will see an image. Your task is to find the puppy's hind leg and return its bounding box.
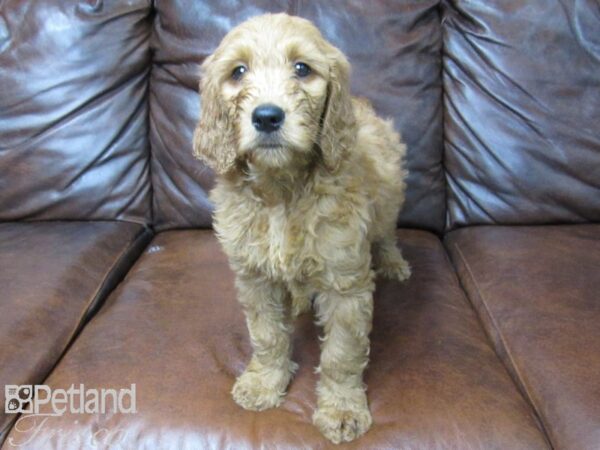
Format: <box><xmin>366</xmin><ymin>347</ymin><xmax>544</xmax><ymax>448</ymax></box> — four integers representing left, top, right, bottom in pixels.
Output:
<box><xmin>231</xmin><ymin>274</ymin><xmax>297</xmax><ymax>411</ymax></box>
<box><xmin>372</xmin><ymin>235</ymin><xmax>411</xmax><ymax>282</ymax></box>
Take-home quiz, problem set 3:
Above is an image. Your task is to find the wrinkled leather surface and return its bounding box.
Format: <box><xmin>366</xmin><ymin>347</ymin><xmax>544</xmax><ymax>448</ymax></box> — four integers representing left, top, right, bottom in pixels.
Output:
<box><xmin>443</xmin><ymin>0</ymin><xmax>600</xmax><ymax>229</ymax></box>
<box><xmin>0</xmin><ymin>222</ymin><xmax>151</xmax><ymax>442</ymax></box>
<box><xmin>150</xmin><ymin>0</ymin><xmax>445</xmax><ymax>232</ymax></box>
<box><xmin>446</xmin><ymin>225</ymin><xmax>600</xmax><ymax>450</ymax></box>
<box><xmin>5</xmin><ymin>230</ymin><xmax>549</xmax><ymax>449</ymax></box>
<box><xmin>0</xmin><ymin>0</ymin><xmax>152</xmax><ymax>223</ymax></box>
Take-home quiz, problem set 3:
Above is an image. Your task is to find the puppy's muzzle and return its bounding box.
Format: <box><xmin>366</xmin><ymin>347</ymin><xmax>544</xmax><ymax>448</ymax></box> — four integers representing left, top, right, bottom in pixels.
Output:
<box><xmin>252</xmin><ymin>104</ymin><xmax>285</xmax><ymax>133</ymax></box>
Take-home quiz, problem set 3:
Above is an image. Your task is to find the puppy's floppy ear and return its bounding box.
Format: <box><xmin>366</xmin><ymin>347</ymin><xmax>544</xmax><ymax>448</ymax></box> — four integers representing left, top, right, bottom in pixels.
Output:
<box><xmin>193</xmin><ymin>56</ymin><xmax>238</xmax><ymax>175</ymax></box>
<box><xmin>319</xmin><ymin>44</ymin><xmax>357</xmax><ymax>173</ymax></box>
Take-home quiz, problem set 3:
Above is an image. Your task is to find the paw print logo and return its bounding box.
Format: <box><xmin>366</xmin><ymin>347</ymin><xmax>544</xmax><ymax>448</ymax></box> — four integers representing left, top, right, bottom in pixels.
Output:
<box><xmin>5</xmin><ymin>385</ymin><xmax>32</xmax><ymax>413</ymax></box>
<box><xmin>6</xmin><ymin>398</ymin><xmax>19</xmax><ymax>412</ymax></box>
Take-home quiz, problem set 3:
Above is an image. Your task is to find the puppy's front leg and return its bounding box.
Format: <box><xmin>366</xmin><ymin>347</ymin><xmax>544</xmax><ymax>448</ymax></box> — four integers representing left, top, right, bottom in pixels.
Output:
<box><xmin>313</xmin><ymin>284</ymin><xmax>374</xmax><ymax>444</ymax></box>
<box><xmin>232</xmin><ymin>273</ymin><xmax>296</xmax><ymax>411</ymax></box>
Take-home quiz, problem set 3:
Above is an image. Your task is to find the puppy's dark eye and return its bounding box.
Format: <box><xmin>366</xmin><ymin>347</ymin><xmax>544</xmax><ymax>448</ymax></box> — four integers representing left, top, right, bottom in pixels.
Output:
<box><xmin>231</xmin><ymin>65</ymin><xmax>247</xmax><ymax>81</ymax></box>
<box><xmin>294</xmin><ymin>62</ymin><xmax>311</xmax><ymax>78</ymax></box>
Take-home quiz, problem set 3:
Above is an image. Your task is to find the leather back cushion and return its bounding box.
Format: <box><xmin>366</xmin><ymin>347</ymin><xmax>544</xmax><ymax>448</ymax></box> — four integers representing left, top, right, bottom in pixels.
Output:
<box><xmin>443</xmin><ymin>0</ymin><xmax>600</xmax><ymax>229</ymax></box>
<box><xmin>0</xmin><ymin>0</ymin><xmax>152</xmax><ymax>224</ymax></box>
<box><xmin>150</xmin><ymin>0</ymin><xmax>445</xmax><ymax>232</ymax></box>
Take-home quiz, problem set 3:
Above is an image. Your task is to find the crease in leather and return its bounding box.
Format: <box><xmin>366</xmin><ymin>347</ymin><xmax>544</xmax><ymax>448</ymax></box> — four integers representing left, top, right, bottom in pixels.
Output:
<box><xmin>444</xmin><ymin>160</ymin><xmax>495</xmax><ymax>225</ymax></box>
<box><xmin>63</xmin><ymin>72</ymin><xmax>150</xmax><ymax>190</ymax></box>
<box><xmin>77</xmin><ymin>225</ymin><xmax>153</xmax><ymax>324</ymax></box>
<box><xmin>441</xmin><ymin>1</ymin><xmax>452</xmax><ymax>232</ymax></box>
<box><xmin>12</xmin><ymin>69</ymin><xmax>149</xmax><ymax>154</ymax></box>
<box><xmin>449</xmin><ymin>239</ymin><xmax>554</xmax><ymax>450</ymax></box>
<box><xmin>442</xmin><ymin>93</ymin><xmax>510</xmax><ymax>218</ymax></box>
<box><xmin>75</xmin><ymin>0</ymin><xmax>151</xmax><ymax>18</ymax></box>
<box><xmin>114</xmin><ymin>156</ymin><xmax>152</xmax><ymax>223</ymax></box>
<box><xmin>0</xmin><ymin>224</ymin><xmax>153</xmax><ymax>446</ymax></box>
<box><xmin>456</xmin><ymin>32</ymin><xmax>553</xmax><ymax>133</ymax></box>
<box><xmin>561</xmin><ymin>0</ymin><xmax>600</xmax><ymax>63</ymax></box>
<box><xmin>444</xmin><ymin>58</ymin><xmax>540</xmax><ymax>194</ymax></box>
<box><xmin>149</xmin><ymin>90</ymin><xmax>205</xmax><ymax>229</ymax></box>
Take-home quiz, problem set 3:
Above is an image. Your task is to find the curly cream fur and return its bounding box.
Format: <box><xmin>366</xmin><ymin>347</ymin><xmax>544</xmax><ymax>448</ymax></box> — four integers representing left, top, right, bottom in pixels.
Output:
<box><xmin>193</xmin><ymin>13</ymin><xmax>410</xmax><ymax>444</ymax></box>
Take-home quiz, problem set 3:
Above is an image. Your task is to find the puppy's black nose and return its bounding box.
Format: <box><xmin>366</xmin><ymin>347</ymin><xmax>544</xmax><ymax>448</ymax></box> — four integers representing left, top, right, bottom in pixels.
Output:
<box><xmin>252</xmin><ymin>104</ymin><xmax>285</xmax><ymax>133</ymax></box>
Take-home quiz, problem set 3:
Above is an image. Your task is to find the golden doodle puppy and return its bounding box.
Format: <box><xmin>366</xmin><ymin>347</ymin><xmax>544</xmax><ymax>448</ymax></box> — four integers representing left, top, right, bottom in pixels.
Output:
<box><xmin>193</xmin><ymin>13</ymin><xmax>410</xmax><ymax>444</ymax></box>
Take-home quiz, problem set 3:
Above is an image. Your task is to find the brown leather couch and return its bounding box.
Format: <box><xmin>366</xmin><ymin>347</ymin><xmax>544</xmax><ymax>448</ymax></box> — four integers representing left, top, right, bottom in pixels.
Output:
<box><xmin>1</xmin><ymin>1</ymin><xmax>598</xmax><ymax>449</ymax></box>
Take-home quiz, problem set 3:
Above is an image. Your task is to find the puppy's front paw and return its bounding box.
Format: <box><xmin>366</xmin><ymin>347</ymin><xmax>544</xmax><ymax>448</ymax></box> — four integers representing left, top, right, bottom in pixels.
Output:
<box><xmin>232</xmin><ymin>366</ymin><xmax>293</xmax><ymax>411</ymax></box>
<box><xmin>394</xmin><ymin>257</ymin><xmax>411</xmax><ymax>282</ymax></box>
<box><xmin>377</xmin><ymin>257</ymin><xmax>411</xmax><ymax>282</ymax></box>
<box><xmin>313</xmin><ymin>403</ymin><xmax>372</xmax><ymax>444</ymax></box>
<box><xmin>374</xmin><ymin>245</ymin><xmax>412</xmax><ymax>282</ymax></box>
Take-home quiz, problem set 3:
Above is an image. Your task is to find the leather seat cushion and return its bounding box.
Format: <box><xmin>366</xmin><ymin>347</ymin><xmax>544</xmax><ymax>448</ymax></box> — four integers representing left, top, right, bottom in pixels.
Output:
<box><xmin>6</xmin><ymin>230</ymin><xmax>549</xmax><ymax>448</ymax></box>
<box><xmin>0</xmin><ymin>222</ymin><xmax>150</xmax><ymax>441</ymax></box>
<box><xmin>446</xmin><ymin>225</ymin><xmax>600</xmax><ymax>450</ymax></box>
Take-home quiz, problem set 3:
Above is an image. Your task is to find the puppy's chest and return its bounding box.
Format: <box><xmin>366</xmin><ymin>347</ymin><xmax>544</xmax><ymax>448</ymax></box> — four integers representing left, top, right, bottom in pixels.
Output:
<box><xmin>218</xmin><ymin>203</ymin><xmax>319</xmax><ymax>281</ymax></box>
